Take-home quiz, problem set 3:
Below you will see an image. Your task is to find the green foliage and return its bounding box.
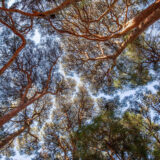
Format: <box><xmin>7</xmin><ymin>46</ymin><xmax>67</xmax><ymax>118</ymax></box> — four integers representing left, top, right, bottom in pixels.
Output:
<box><xmin>0</xmin><ymin>0</ymin><xmax>160</xmax><ymax>159</ymax></box>
<box><xmin>73</xmin><ymin>109</ymin><xmax>160</xmax><ymax>159</ymax></box>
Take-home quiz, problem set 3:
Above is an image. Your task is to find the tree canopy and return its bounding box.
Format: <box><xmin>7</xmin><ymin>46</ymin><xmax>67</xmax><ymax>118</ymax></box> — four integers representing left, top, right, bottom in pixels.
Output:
<box><xmin>0</xmin><ymin>0</ymin><xmax>160</xmax><ymax>159</ymax></box>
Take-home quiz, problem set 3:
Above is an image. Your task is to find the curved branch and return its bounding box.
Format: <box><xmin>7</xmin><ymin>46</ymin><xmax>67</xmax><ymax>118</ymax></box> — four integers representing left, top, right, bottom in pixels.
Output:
<box><xmin>0</xmin><ymin>125</ymin><xmax>27</xmax><ymax>149</ymax></box>
<box><xmin>0</xmin><ymin>0</ymin><xmax>82</xmax><ymax>17</ymax></box>
<box><xmin>0</xmin><ymin>20</ymin><xmax>26</xmax><ymax>75</ymax></box>
<box><xmin>82</xmin><ymin>3</ymin><xmax>160</xmax><ymax>61</ymax></box>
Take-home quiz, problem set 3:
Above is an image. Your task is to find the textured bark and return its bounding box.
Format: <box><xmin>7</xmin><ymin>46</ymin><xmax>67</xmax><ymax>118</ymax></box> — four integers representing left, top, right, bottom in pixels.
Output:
<box><xmin>114</xmin><ymin>4</ymin><xmax>160</xmax><ymax>58</ymax></box>
<box><xmin>84</xmin><ymin>1</ymin><xmax>160</xmax><ymax>60</ymax></box>
<box><xmin>118</xmin><ymin>0</ymin><xmax>160</xmax><ymax>37</ymax></box>
<box><xmin>64</xmin><ymin>0</ymin><xmax>160</xmax><ymax>41</ymax></box>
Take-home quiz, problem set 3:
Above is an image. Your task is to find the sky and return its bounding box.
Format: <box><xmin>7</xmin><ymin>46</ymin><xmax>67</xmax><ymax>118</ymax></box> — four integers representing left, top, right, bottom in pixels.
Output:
<box><xmin>7</xmin><ymin>0</ymin><xmax>16</xmax><ymax>8</ymax></box>
<box><xmin>1</xmin><ymin>31</ymin><xmax>159</xmax><ymax>159</ymax></box>
<box><xmin>1</xmin><ymin>0</ymin><xmax>160</xmax><ymax>159</ymax></box>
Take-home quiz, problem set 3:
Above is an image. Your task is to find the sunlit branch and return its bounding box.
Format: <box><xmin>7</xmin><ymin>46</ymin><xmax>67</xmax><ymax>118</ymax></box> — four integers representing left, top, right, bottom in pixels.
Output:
<box><xmin>0</xmin><ymin>0</ymin><xmax>82</xmax><ymax>17</ymax></box>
